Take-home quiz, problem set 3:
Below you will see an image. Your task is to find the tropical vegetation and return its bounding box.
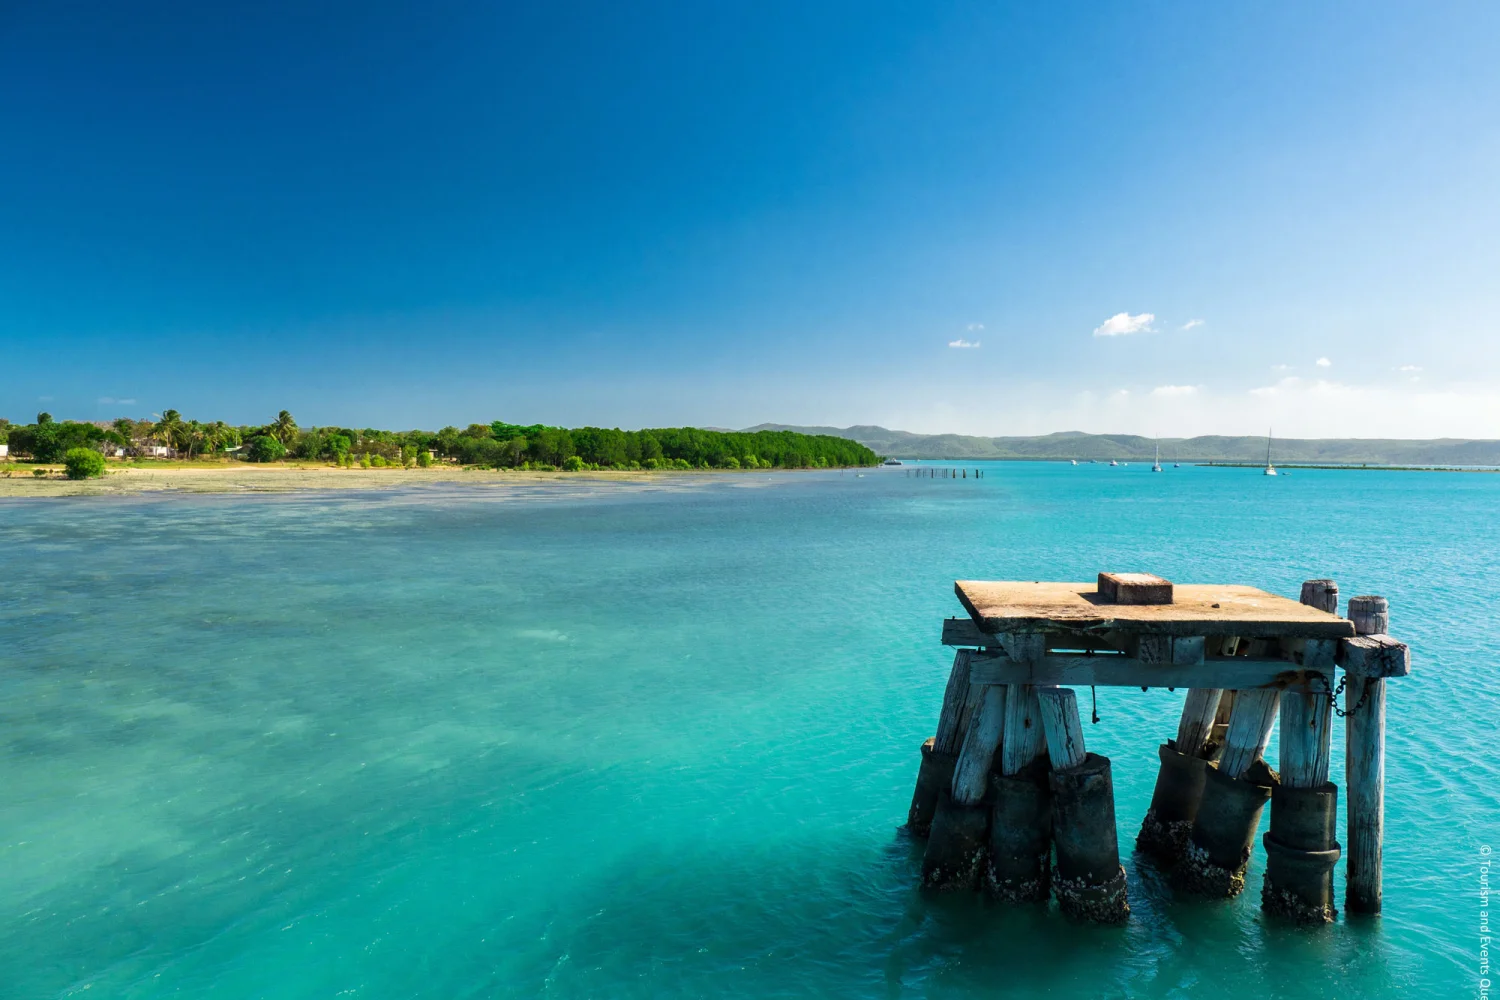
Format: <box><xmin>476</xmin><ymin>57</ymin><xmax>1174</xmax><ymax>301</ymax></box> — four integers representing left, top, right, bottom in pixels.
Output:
<box><xmin>63</xmin><ymin>447</ymin><xmax>106</xmax><ymax>480</ymax></box>
<box><xmin>0</xmin><ymin>411</ymin><xmax>880</xmax><ymax>471</ymax></box>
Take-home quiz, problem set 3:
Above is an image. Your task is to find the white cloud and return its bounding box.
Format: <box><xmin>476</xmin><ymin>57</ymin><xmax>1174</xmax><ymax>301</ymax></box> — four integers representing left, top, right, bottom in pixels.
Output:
<box><xmin>1398</xmin><ymin>364</ymin><xmax>1422</xmax><ymax>372</ymax></box>
<box><xmin>1272</xmin><ymin>364</ymin><xmax>1293</xmax><ymax>371</ymax></box>
<box><xmin>966</xmin><ymin>322</ymin><xmax>985</xmax><ymax>332</ymax></box>
<box><xmin>1316</xmin><ymin>357</ymin><xmax>1332</xmax><ymax>367</ymax></box>
<box><xmin>1093</xmin><ymin>312</ymin><xmax>1156</xmax><ymax>337</ymax></box>
<box><xmin>1182</xmin><ymin>319</ymin><xmax>1204</xmax><ymax>331</ymax></box>
<box><xmin>1151</xmin><ymin>384</ymin><xmax>1199</xmax><ymax>397</ymax></box>
<box><xmin>948</xmin><ymin>339</ymin><xmax>980</xmax><ymax>349</ymax></box>
<box><xmin>97</xmin><ymin>397</ymin><xmax>138</xmax><ymax>405</ymax></box>
<box><xmin>1251</xmin><ymin>376</ymin><xmax>1305</xmax><ymax>397</ymax></box>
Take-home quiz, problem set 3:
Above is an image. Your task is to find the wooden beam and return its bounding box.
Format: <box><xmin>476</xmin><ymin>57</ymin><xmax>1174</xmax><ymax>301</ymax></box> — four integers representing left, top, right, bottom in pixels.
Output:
<box><xmin>967</xmin><ymin>653</ymin><xmax>1325</xmax><ymax>690</ymax></box>
<box><xmin>942</xmin><ymin>616</ymin><xmax>999</xmax><ymax>648</ymax></box>
<box><xmin>1339</xmin><ymin>634</ymin><xmax>1410</xmax><ymax>678</ymax></box>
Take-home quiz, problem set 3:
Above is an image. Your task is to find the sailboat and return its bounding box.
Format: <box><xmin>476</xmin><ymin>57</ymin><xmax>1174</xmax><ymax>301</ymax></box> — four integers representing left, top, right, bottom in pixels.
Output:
<box><xmin>1152</xmin><ymin>443</ymin><xmax>1163</xmax><ymax>473</ymax></box>
<box><xmin>1263</xmin><ymin>429</ymin><xmax>1277</xmax><ymax>476</ymax></box>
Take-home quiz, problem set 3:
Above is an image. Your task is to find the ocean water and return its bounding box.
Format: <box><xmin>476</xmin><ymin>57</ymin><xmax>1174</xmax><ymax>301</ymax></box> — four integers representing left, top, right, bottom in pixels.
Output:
<box><xmin>0</xmin><ymin>463</ymin><xmax>1493</xmax><ymax>998</ymax></box>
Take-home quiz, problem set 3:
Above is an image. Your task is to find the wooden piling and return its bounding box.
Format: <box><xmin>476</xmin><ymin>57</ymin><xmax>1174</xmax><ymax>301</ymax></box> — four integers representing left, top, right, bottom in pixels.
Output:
<box><xmin>1136</xmin><ymin>658</ymin><xmax>1220</xmax><ymax>862</ymax></box>
<box><xmin>1218</xmin><ymin>688</ymin><xmax>1280</xmax><ymax>781</ymax></box>
<box><xmin>1177</xmin><ymin>687</ymin><xmax>1222</xmax><ymax>758</ymax></box>
<box><xmin>1282</xmin><ymin>581</ymin><xmax>1338</xmax><ymax>789</ymax></box>
<box><xmin>1037</xmin><ymin>687</ymin><xmax>1128</xmax><ymax>922</ymax></box>
<box><xmin>1180</xmin><ymin>684</ymin><xmax>1279</xmax><ymax>897</ymax></box>
<box><xmin>1000</xmin><ymin>684</ymin><xmax>1047</xmax><ymax>776</ymax></box>
<box><xmin>1346</xmin><ymin>595</ymin><xmax>1388</xmax><ymax>915</ymax></box>
<box><xmin>1299</xmin><ymin>579</ymin><xmax>1339</xmax><ymax>615</ymax></box>
<box><xmin>1037</xmin><ymin>688</ymin><xmax>1086</xmax><ymax>770</ymax></box>
<box><xmin>951</xmin><ymin>685</ymin><xmax>1007</xmax><ymax>805</ymax></box>
<box><xmin>1279</xmin><ymin>641</ymin><xmax>1335</xmax><ymax>788</ymax></box>
<box><xmin>1262</xmin><ymin>582</ymin><xmax>1342</xmax><ymax>923</ymax></box>
<box><xmin>907</xmin><ymin>650</ymin><xmax>974</xmax><ymax>835</ymax></box>
<box><xmin>934</xmin><ymin>650</ymin><xmax>978</xmax><ymax>757</ymax></box>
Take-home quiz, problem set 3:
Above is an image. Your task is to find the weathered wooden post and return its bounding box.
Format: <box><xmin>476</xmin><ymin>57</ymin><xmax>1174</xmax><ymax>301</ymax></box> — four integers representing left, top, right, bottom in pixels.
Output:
<box><xmin>986</xmin><ymin>639</ymin><xmax>1053</xmax><ymax>903</ymax></box>
<box><xmin>1039</xmin><ymin>687</ymin><xmax>1129</xmax><ymax>923</ymax></box>
<box><xmin>1136</xmin><ymin>635</ymin><xmax>1219</xmax><ymax>862</ymax></box>
<box><xmin>922</xmin><ymin>668</ymin><xmax>1007</xmax><ymax>888</ymax></box>
<box><xmin>1262</xmin><ymin>580</ymin><xmax>1341</xmax><ymax>923</ymax></box>
<box><xmin>907</xmin><ymin>650</ymin><xmax>976</xmax><ymax>836</ymax></box>
<box><xmin>1178</xmin><ymin>681</ymin><xmax>1279</xmax><ymax>897</ymax></box>
<box><xmin>1344</xmin><ymin>595</ymin><xmax>1406</xmax><ymax>915</ymax></box>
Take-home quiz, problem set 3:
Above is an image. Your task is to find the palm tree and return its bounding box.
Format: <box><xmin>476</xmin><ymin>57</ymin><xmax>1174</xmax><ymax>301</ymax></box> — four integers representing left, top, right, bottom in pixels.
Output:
<box><xmin>153</xmin><ymin>410</ymin><xmax>185</xmax><ymax>456</ymax></box>
<box><xmin>184</xmin><ymin>421</ymin><xmax>206</xmax><ymax>459</ymax></box>
<box><xmin>202</xmin><ymin>421</ymin><xmax>238</xmax><ymax>457</ymax></box>
<box><xmin>271</xmin><ymin>410</ymin><xmax>298</xmax><ymax>446</ymax></box>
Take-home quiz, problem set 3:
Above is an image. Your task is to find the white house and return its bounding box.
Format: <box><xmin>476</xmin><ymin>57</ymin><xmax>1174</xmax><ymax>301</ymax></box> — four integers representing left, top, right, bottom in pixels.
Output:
<box><xmin>0</xmin><ymin>443</ymin><xmax>8</xmax><ymax>458</ymax></box>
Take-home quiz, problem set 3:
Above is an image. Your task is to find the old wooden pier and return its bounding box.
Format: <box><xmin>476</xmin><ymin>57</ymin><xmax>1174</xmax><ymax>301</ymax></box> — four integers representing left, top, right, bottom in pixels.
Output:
<box><xmin>907</xmin><ymin>573</ymin><xmax>1410</xmax><ymax>924</ymax></box>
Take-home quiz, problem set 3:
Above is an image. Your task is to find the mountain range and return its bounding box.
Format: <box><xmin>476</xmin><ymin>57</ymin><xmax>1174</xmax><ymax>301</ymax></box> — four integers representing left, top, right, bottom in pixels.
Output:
<box><xmin>743</xmin><ymin>425</ymin><xmax>1500</xmax><ymax>466</ymax></box>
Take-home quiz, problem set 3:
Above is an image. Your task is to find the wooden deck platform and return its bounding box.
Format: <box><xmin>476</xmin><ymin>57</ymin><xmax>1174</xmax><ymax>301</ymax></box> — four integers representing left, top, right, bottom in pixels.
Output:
<box><xmin>955</xmin><ymin>580</ymin><xmax>1356</xmax><ymax>639</ymax></box>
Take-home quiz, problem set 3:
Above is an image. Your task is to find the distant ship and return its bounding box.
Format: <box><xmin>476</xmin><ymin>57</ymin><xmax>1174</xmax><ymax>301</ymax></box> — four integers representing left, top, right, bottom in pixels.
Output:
<box><xmin>1109</xmin><ymin>459</ymin><xmax>1119</xmax><ymax>467</ymax></box>
<box><xmin>1264</xmin><ymin>430</ymin><xmax>1278</xmax><ymax>476</ymax></box>
<box><xmin>1071</xmin><ymin>459</ymin><xmax>1078</xmax><ymax>466</ymax></box>
<box><xmin>882</xmin><ymin>458</ymin><xmax>903</xmax><ymax>466</ymax></box>
<box><xmin>1152</xmin><ymin>443</ymin><xmax>1163</xmax><ymax>473</ymax></box>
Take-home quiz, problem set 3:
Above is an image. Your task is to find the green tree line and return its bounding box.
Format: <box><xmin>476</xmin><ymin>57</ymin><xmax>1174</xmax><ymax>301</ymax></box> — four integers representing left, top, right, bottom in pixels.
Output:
<box><xmin>0</xmin><ymin>412</ymin><xmax>881</xmax><ymax>470</ymax></box>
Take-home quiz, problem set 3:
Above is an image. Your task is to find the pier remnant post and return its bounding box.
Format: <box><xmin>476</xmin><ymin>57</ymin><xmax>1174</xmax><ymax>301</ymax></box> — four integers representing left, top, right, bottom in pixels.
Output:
<box><xmin>1039</xmin><ymin>688</ymin><xmax>1129</xmax><ymax>923</ymax></box>
<box><xmin>1137</xmin><ymin>637</ymin><xmax>1219</xmax><ymax>861</ymax></box>
<box><xmin>986</xmin><ymin>655</ymin><xmax>1053</xmax><ymax>902</ymax></box>
<box><xmin>1300</xmin><ymin>579</ymin><xmax>1339</xmax><ymax>614</ymax></box>
<box><xmin>907</xmin><ymin>650</ymin><xmax>976</xmax><ymax>836</ymax></box>
<box><xmin>1346</xmin><ymin>595</ymin><xmax>1389</xmax><ymax>915</ymax></box>
<box><xmin>923</xmin><ymin>663</ymin><xmax>1009</xmax><ymax>889</ymax></box>
<box><xmin>1263</xmin><ymin>579</ymin><xmax>1342</xmax><ymax>923</ymax></box>
<box><xmin>999</xmin><ymin>681</ymin><xmax>1047</xmax><ymax>775</ymax></box>
<box><xmin>1179</xmin><ymin>685</ymin><xmax>1279</xmax><ymax>897</ymax></box>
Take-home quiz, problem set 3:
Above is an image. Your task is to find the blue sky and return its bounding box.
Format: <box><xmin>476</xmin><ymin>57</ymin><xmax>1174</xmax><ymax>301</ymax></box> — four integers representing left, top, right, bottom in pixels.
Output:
<box><xmin>3</xmin><ymin>1</ymin><xmax>1498</xmax><ymax>437</ymax></box>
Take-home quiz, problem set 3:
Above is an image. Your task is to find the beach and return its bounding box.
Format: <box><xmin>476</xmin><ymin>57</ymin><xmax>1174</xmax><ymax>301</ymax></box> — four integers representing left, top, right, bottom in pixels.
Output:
<box><xmin>0</xmin><ymin>462</ymin><xmax>672</xmax><ymax>498</ymax></box>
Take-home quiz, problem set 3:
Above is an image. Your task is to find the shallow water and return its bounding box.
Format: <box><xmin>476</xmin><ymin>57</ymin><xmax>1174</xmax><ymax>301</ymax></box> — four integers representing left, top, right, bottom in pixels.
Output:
<box><xmin>0</xmin><ymin>464</ymin><xmax>1492</xmax><ymax>997</ymax></box>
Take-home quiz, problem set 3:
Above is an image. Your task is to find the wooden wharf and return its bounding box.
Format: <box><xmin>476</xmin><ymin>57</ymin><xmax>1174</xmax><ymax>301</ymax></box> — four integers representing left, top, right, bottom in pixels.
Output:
<box><xmin>907</xmin><ymin>573</ymin><xmax>1409</xmax><ymax>924</ymax></box>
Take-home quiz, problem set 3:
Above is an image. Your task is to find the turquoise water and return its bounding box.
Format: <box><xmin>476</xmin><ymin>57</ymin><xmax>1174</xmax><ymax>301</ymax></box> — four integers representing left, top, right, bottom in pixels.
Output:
<box><xmin>1</xmin><ymin>464</ymin><xmax>1493</xmax><ymax>998</ymax></box>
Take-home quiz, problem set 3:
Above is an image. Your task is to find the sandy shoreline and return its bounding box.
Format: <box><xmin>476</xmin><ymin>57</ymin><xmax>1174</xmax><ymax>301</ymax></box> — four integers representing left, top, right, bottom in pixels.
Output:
<box><xmin>0</xmin><ymin>463</ymin><xmax>685</xmax><ymax>498</ymax></box>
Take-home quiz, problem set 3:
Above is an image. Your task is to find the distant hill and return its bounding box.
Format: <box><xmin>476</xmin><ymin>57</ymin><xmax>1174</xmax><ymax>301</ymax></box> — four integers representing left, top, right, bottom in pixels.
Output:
<box><xmin>742</xmin><ymin>424</ymin><xmax>1500</xmax><ymax>465</ymax></box>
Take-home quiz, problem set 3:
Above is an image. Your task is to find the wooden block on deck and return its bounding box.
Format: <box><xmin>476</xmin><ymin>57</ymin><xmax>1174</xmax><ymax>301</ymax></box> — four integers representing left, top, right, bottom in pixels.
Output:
<box><xmin>954</xmin><ymin>580</ymin><xmax>1356</xmax><ymax>639</ymax></box>
<box><xmin>1098</xmin><ymin>572</ymin><xmax>1174</xmax><ymax>605</ymax></box>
